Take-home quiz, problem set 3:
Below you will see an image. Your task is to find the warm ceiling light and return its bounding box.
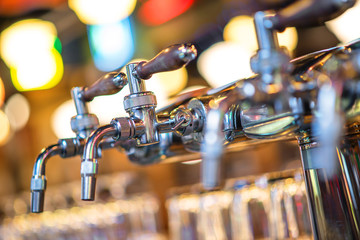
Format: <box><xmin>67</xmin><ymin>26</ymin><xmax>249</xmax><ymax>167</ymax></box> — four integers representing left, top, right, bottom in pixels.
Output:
<box><xmin>326</xmin><ymin>0</ymin><xmax>360</xmax><ymax>43</ymax></box>
<box><xmin>0</xmin><ymin>19</ymin><xmax>57</xmax><ymax>68</ymax></box>
<box><xmin>223</xmin><ymin>15</ymin><xmax>298</xmax><ymax>52</ymax></box>
<box><xmin>69</xmin><ymin>0</ymin><xmax>137</xmax><ymax>25</ymax></box>
<box><xmin>138</xmin><ymin>0</ymin><xmax>194</xmax><ymax>26</ymax></box>
<box><xmin>5</xmin><ymin>93</ymin><xmax>30</xmax><ymax>131</ymax></box>
<box><xmin>10</xmin><ymin>48</ymin><xmax>63</xmax><ymax>91</ymax></box>
<box><xmin>197</xmin><ymin>41</ymin><xmax>254</xmax><ymax>88</ymax></box>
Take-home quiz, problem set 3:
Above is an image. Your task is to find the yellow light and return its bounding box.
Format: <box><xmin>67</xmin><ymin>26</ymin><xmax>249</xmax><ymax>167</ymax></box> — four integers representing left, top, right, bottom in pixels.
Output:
<box><xmin>0</xmin><ymin>76</ymin><xmax>5</xmax><ymax>107</ymax></box>
<box><xmin>223</xmin><ymin>16</ymin><xmax>258</xmax><ymax>52</ymax></box>
<box><xmin>0</xmin><ymin>19</ymin><xmax>57</xmax><ymax>68</ymax></box>
<box><xmin>69</xmin><ymin>0</ymin><xmax>137</xmax><ymax>25</ymax></box>
<box><xmin>0</xmin><ymin>110</ymin><xmax>11</xmax><ymax>145</ymax></box>
<box><xmin>223</xmin><ymin>15</ymin><xmax>298</xmax><ymax>52</ymax></box>
<box><xmin>197</xmin><ymin>41</ymin><xmax>253</xmax><ymax>88</ymax></box>
<box><xmin>151</xmin><ymin>68</ymin><xmax>188</xmax><ymax>97</ymax></box>
<box><xmin>326</xmin><ymin>1</ymin><xmax>360</xmax><ymax>43</ymax></box>
<box><xmin>51</xmin><ymin>100</ymin><xmax>77</xmax><ymax>139</ymax></box>
<box><xmin>4</xmin><ymin>93</ymin><xmax>30</xmax><ymax>131</ymax></box>
<box><xmin>10</xmin><ymin>48</ymin><xmax>63</xmax><ymax>91</ymax></box>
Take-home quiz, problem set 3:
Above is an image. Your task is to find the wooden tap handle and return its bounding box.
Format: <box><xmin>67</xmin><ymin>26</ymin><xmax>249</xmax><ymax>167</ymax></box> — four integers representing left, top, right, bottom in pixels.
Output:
<box><xmin>269</xmin><ymin>0</ymin><xmax>355</xmax><ymax>31</ymax></box>
<box><xmin>135</xmin><ymin>43</ymin><xmax>197</xmax><ymax>80</ymax></box>
<box><xmin>82</xmin><ymin>72</ymin><xmax>127</xmax><ymax>101</ymax></box>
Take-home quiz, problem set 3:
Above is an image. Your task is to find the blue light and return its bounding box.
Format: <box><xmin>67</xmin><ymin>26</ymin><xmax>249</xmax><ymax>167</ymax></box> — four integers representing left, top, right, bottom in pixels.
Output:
<box><xmin>88</xmin><ymin>17</ymin><xmax>135</xmax><ymax>71</ymax></box>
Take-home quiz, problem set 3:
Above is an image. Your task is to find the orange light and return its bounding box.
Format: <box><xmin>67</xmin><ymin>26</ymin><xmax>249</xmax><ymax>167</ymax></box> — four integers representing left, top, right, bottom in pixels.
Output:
<box><xmin>0</xmin><ymin>77</ymin><xmax>5</xmax><ymax>107</ymax></box>
<box><xmin>0</xmin><ymin>110</ymin><xmax>11</xmax><ymax>145</ymax></box>
<box><xmin>138</xmin><ymin>0</ymin><xmax>194</xmax><ymax>26</ymax></box>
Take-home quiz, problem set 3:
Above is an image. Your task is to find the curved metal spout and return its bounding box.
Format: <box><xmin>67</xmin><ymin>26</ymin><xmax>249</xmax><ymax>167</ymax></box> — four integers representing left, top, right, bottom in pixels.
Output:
<box><xmin>31</xmin><ymin>144</ymin><xmax>62</xmax><ymax>213</ymax></box>
<box><xmin>81</xmin><ymin>124</ymin><xmax>118</xmax><ymax>200</ymax></box>
<box><xmin>201</xmin><ymin>91</ymin><xmax>242</xmax><ymax>190</ymax></box>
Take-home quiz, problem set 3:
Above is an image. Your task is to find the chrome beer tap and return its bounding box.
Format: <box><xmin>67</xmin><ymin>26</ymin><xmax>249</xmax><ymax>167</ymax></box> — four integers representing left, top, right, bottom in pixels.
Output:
<box><xmin>30</xmin><ymin>72</ymin><xmax>127</xmax><ymax>212</ymax></box>
<box><xmin>201</xmin><ymin>9</ymin><xmax>304</xmax><ymax>190</ymax></box>
<box><xmin>81</xmin><ymin>44</ymin><xmax>200</xmax><ymax>201</ymax></box>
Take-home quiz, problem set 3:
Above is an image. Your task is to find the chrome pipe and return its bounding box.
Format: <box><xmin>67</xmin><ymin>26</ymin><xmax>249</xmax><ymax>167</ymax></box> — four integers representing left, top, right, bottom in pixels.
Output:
<box><xmin>201</xmin><ymin>91</ymin><xmax>243</xmax><ymax>190</ymax></box>
<box><xmin>71</xmin><ymin>87</ymin><xmax>88</xmax><ymax>115</ymax></box>
<box><xmin>81</xmin><ymin>124</ymin><xmax>118</xmax><ymax>200</ymax></box>
<box><xmin>298</xmin><ymin>128</ymin><xmax>360</xmax><ymax>239</ymax></box>
<box><xmin>30</xmin><ymin>144</ymin><xmax>62</xmax><ymax>213</ymax></box>
<box><xmin>254</xmin><ymin>11</ymin><xmax>279</xmax><ymax>51</ymax></box>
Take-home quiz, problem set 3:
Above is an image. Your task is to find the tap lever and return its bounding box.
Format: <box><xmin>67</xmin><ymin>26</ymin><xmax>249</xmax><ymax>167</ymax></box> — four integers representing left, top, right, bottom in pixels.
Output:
<box><xmin>135</xmin><ymin>43</ymin><xmax>197</xmax><ymax>80</ymax></box>
<box><xmin>82</xmin><ymin>72</ymin><xmax>127</xmax><ymax>101</ymax></box>
<box><xmin>269</xmin><ymin>0</ymin><xmax>356</xmax><ymax>31</ymax></box>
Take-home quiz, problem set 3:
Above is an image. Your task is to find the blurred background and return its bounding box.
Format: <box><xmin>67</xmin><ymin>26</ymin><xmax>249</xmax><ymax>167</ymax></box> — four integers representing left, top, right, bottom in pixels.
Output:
<box><xmin>0</xmin><ymin>0</ymin><xmax>359</xmax><ymax>236</ymax></box>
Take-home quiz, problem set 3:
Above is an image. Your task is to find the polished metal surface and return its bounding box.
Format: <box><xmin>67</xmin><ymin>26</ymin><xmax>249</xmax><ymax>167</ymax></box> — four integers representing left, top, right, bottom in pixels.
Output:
<box><xmin>126</xmin><ymin>63</ymin><xmax>146</xmax><ymax>93</ymax></box>
<box><xmin>72</xmin><ymin>87</ymin><xmax>88</xmax><ymax>115</ymax></box>
<box><xmin>81</xmin><ymin>124</ymin><xmax>118</xmax><ymax>200</ymax></box>
<box><xmin>28</xmin><ymin>6</ymin><xmax>360</xmax><ymax>240</ymax></box>
<box><xmin>299</xmin><ymin>129</ymin><xmax>360</xmax><ymax>239</ymax></box>
<box><xmin>253</xmin><ymin>11</ymin><xmax>278</xmax><ymax>51</ymax></box>
<box><xmin>30</xmin><ymin>144</ymin><xmax>62</xmax><ymax>213</ymax></box>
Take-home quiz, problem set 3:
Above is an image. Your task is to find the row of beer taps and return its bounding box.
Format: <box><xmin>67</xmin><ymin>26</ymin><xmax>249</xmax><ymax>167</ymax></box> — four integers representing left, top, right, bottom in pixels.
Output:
<box><xmin>30</xmin><ymin>0</ymin><xmax>359</xmax><ymax>216</ymax></box>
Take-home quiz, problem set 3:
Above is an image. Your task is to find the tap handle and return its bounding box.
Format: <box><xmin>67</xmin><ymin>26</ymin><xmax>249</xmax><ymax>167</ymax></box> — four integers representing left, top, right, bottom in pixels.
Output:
<box><xmin>82</xmin><ymin>72</ymin><xmax>127</xmax><ymax>101</ymax></box>
<box><xmin>269</xmin><ymin>0</ymin><xmax>356</xmax><ymax>31</ymax></box>
<box><xmin>135</xmin><ymin>43</ymin><xmax>197</xmax><ymax>80</ymax></box>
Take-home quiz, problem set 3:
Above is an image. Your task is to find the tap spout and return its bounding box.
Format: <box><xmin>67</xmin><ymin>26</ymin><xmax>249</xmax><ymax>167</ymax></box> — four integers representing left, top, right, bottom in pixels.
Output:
<box><xmin>30</xmin><ymin>143</ymin><xmax>62</xmax><ymax>213</ymax></box>
<box><xmin>201</xmin><ymin>91</ymin><xmax>243</xmax><ymax>190</ymax></box>
<box><xmin>81</xmin><ymin>123</ymin><xmax>118</xmax><ymax>200</ymax></box>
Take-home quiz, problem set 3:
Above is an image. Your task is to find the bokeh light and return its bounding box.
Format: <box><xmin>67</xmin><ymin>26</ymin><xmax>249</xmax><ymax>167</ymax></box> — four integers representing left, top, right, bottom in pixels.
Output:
<box><xmin>89</xmin><ymin>88</ymin><xmax>129</xmax><ymax>124</ymax></box>
<box><xmin>149</xmin><ymin>67</ymin><xmax>188</xmax><ymax>97</ymax></box>
<box><xmin>5</xmin><ymin>94</ymin><xmax>30</xmax><ymax>131</ymax></box>
<box><xmin>0</xmin><ymin>19</ymin><xmax>63</xmax><ymax>91</ymax></box>
<box><xmin>10</xmin><ymin>48</ymin><xmax>63</xmax><ymax>91</ymax></box>
<box><xmin>0</xmin><ymin>19</ymin><xmax>57</xmax><ymax>68</ymax></box>
<box><xmin>223</xmin><ymin>15</ymin><xmax>298</xmax><ymax>52</ymax></box>
<box><xmin>0</xmin><ymin>77</ymin><xmax>5</xmax><ymax>107</ymax></box>
<box><xmin>326</xmin><ymin>0</ymin><xmax>360</xmax><ymax>43</ymax></box>
<box><xmin>0</xmin><ymin>110</ymin><xmax>11</xmax><ymax>146</ymax></box>
<box><xmin>69</xmin><ymin>0</ymin><xmax>136</xmax><ymax>25</ymax></box>
<box><xmin>51</xmin><ymin>100</ymin><xmax>77</xmax><ymax>139</ymax></box>
<box><xmin>197</xmin><ymin>41</ymin><xmax>253</xmax><ymax>88</ymax></box>
<box><xmin>88</xmin><ymin>18</ymin><xmax>134</xmax><ymax>72</ymax></box>
<box><xmin>138</xmin><ymin>0</ymin><xmax>194</xmax><ymax>26</ymax></box>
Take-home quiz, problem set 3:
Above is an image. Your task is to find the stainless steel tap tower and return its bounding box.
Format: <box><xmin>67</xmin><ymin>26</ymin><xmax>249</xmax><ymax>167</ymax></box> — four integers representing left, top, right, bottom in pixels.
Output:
<box><xmin>30</xmin><ymin>0</ymin><xmax>360</xmax><ymax>239</ymax></box>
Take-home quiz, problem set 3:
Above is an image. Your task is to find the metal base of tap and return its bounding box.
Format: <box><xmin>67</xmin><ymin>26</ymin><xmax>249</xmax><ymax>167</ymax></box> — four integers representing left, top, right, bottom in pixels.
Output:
<box><xmin>298</xmin><ymin>125</ymin><xmax>360</xmax><ymax>239</ymax></box>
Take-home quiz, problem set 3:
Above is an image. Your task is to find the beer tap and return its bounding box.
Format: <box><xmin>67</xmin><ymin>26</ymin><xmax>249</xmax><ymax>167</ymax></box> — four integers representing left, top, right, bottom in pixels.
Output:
<box><xmin>81</xmin><ymin>44</ymin><xmax>200</xmax><ymax>201</ymax></box>
<box><xmin>30</xmin><ymin>72</ymin><xmax>127</xmax><ymax>213</ymax></box>
<box><xmin>200</xmin><ymin>0</ymin><xmax>357</xmax><ymax>191</ymax></box>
